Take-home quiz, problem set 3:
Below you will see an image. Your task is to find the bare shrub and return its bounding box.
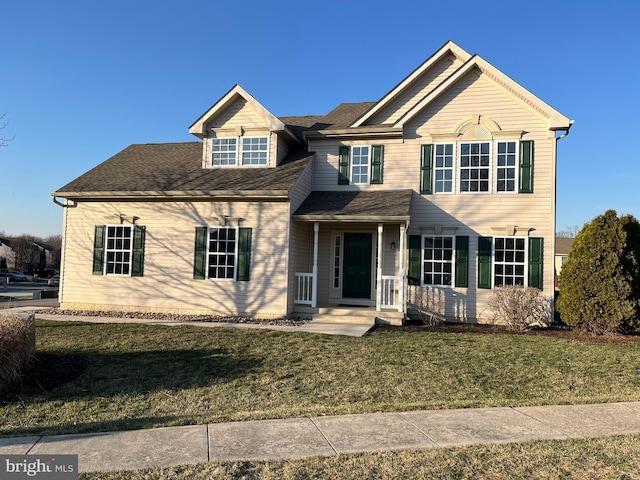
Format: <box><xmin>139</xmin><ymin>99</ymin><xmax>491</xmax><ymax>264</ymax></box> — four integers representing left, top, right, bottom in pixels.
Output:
<box><xmin>488</xmin><ymin>286</ymin><xmax>552</xmax><ymax>332</ymax></box>
<box><xmin>0</xmin><ymin>312</ymin><xmax>36</xmax><ymax>391</ymax></box>
<box><xmin>407</xmin><ymin>286</ymin><xmax>446</xmax><ymax>326</ymax></box>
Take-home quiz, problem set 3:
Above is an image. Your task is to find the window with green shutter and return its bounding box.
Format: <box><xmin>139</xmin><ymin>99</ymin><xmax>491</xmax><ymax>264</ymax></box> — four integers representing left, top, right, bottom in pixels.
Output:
<box><xmin>338</xmin><ymin>146</ymin><xmax>350</xmax><ymax>185</ymax></box>
<box><xmin>420</xmin><ymin>144</ymin><xmax>434</xmax><ymax>194</ymax></box>
<box><xmin>194</xmin><ymin>226</ymin><xmax>252</xmax><ymax>282</ymax></box>
<box><xmin>478</xmin><ymin>236</ymin><xmax>493</xmax><ymax>289</ymax></box>
<box><xmin>408</xmin><ymin>235</ymin><xmax>422</xmax><ymax>286</ymax></box>
<box><xmin>370</xmin><ymin>145</ymin><xmax>384</xmax><ymax>184</ymax></box>
<box><xmin>528</xmin><ymin>237</ymin><xmax>544</xmax><ymax>289</ymax></box>
<box><xmin>519</xmin><ymin>140</ymin><xmax>534</xmax><ymax>193</ymax></box>
<box><xmin>93</xmin><ymin>224</ymin><xmax>145</xmax><ymax>276</ymax></box>
<box><xmin>455</xmin><ymin>236</ymin><xmax>469</xmax><ymax>288</ymax></box>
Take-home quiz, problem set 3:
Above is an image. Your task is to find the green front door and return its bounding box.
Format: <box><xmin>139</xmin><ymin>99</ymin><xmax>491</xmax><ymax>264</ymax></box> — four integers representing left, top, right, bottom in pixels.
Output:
<box><xmin>343</xmin><ymin>233</ymin><xmax>372</xmax><ymax>299</ymax></box>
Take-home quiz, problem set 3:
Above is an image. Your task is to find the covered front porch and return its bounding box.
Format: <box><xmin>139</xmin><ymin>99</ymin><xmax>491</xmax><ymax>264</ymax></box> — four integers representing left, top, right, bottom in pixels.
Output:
<box><xmin>290</xmin><ymin>190</ymin><xmax>413</xmax><ymax>324</ymax></box>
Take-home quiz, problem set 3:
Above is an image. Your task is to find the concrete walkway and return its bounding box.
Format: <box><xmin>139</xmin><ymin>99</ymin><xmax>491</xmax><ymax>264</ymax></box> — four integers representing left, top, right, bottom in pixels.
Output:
<box><xmin>10</xmin><ymin>306</ymin><xmax>375</xmax><ymax>337</ymax></box>
<box><xmin>1</xmin><ymin>402</ymin><xmax>640</xmax><ymax>473</ymax></box>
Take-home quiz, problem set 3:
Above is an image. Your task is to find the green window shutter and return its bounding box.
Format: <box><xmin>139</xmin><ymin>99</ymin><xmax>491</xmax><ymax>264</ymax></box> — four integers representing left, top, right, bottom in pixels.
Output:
<box><xmin>455</xmin><ymin>236</ymin><xmax>469</xmax><ymax>288</ymax></box>
<box><xmin>528</xmin><ymin>237</ymin><xmax>544</xmax><ymax>289</ymax></box>
<box><xmin>338</xmin><ymin>146</ymin><xmax>350</xmax><ymax>185</ymax></box>
<box><xmin>370</xmin><ymin>145</ymin><xmax>384</xmax><ymax>184</ymax></box>
<box><xmin>420</xmin><ymin>144</ymin><xmax>434</xmax><ymax>194</ymax></box>
<box><xmin>408</xmin><ymin>235</ymin><xmax>422</xmax><ymax>286</ymax></box>
<box><xmin>478</xmin><ymin>236</ymin><xmax>493</xmax><ymax>289</ymax></box>
<box><xmin>131</xmin><ymin>225</ymin><xmax>146</xmax><ymax>277</ymax></box>
<box><xmin>237</xmin><ymin>227</ymin><xmax>252</xmax><ymax>281</ymax></box>
<box><xmin>519</xmin><ymin>140</ymin><xmax>534</xmax><ymax>193</ymax></box>
<box><xmin>93</xmin><ymin>225</ymin><xmax>106</xmax><ymax>275</ymax></box>
<box><xmin>193</xmin><ymin>227</ymin><xmax>207</xmax><ymax>280</ymax></box>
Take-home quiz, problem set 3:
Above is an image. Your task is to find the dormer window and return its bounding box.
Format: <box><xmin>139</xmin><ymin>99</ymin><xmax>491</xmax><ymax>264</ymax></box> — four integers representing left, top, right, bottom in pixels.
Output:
<box><xmin>211</xmin><ymin>135</ymin><xmax>270</xmax><ymax>167</ymax></box>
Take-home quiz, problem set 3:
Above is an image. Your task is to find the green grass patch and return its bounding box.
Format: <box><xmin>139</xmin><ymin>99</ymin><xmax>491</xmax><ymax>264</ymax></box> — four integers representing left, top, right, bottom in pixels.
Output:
<box><xmin>80</xmin><ymin>434</ymin><xmax>640</xmax><ymax>479</ymax></box>
<box><xmin>1</xmin><ymin>320</ymin><xmax>640</xmax><ymax>437</ymax></box>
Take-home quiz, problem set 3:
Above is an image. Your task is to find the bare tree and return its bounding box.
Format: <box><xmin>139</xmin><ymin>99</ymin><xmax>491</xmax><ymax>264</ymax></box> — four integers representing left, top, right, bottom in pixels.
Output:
<box><xmin>1</xmin><ymin>113</ymin><xmax>15</xmax><ymax>147</ymax></box>
<box><xmin>557</xmin><ymin>225</ymin><xmax>580</xmax><ymax>238</ymax></box>
<box><xmin>11</xmin><ymin>235</ymin><xmax>39</xmax><ymax>272</ymax></box>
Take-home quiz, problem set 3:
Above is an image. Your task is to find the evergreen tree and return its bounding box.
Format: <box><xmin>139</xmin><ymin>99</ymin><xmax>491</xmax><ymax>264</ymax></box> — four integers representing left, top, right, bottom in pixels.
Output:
<box><xmin>557</xmin><ymin>210</ymin><xmax>640</xmax><ymax>333</ymax></box>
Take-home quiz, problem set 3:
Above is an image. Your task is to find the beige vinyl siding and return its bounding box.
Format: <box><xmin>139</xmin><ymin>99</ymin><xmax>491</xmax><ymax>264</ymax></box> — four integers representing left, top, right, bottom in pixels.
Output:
<box><xmin>208</xmin><ymin>98</ymin><xmax>269</xmax><ymax>129</ymax></box>
<box><xmin>60</xmin><ymin>200</ymin><xmax>291</xmax><ymax>317</ymax></box>
<box><xmin>367</xmin><ymin>53</ymin><xmax>464</xmax><ymax>126</ymax></box>
<box><xmin>276</xmin><ymin>135</ymin><xmax>290</xmax><ymax>166</ymax></box>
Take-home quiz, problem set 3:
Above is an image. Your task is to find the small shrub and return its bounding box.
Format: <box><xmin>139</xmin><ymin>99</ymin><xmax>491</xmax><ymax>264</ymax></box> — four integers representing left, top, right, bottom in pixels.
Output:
<box><xmin>488</xmin><ymin>286</ymin><xmax>551</xmax><ymax>332</ymax></box>
<box><xmin>0</xmin><ymin>312</ymin><xmax>36</xmax><ymax>391</ymax></box>
<box><xmin>407</xmin><ymin>286</ymin><xmax>446</xmax><ymax>326</ymax></box>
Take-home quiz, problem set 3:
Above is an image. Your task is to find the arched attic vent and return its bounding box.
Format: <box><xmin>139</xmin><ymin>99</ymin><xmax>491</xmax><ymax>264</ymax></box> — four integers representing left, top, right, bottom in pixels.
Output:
<box><xmin>454</xmin><ymin>114</ymin><xmax>501</xmax><ymax>140</ymax></box>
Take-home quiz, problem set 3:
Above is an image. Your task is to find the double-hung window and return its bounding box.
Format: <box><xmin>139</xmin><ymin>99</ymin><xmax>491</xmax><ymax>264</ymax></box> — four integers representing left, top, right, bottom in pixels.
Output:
<box><xmin>211</xmin><ymin>136</ymin><xmax>269</xmax><ymax>167</ymax></box>
<box><xmin>421</xmin><ymin>140</ymin><xmax>533</xmax><ymax>194</ymax></box>
<box><xmin>338</xmin><ymin>145</ymin><xmax>384</xmax><ymax>185</ymax></box>
<box><xmin>478</xmin><ymin>236</ymin><xmax>544</xmax><ymax>289</ymax></box>
<box><xmin>422</xmin><ymin>236</ymin><xmax>454</xmax><ymax>286</ymax></box>
<box><xmin>193</xmin><ymin>226</ymin><xmax>252</xmax><ymax>281</ymax></box>
<box><xmin>207</xmin><ymin>227</ymin><xmax>237</xmax><ymax>280</ymax></box>
<box><xmin>493</xmin><ymin>236</ymin><xmax>526</xmax><ymax>286</ymax></box>
<box><xmin>93</xmin><ymin>225</ymin><xmax>146</xmax><ymax>276</ymax></box>
<box><xmin>212</xmin><ymin>138</ymin><xmax>237</xmax><ymax>166</ymax></box>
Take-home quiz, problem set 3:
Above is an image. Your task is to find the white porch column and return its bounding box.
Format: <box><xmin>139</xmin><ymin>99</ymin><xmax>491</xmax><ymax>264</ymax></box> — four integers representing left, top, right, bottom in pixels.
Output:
<box><xmin>312</xmin><ymin>222</ymin><xmax>319</xmax><ymax>308</ymax></box>
<box><xmin>398</xmin><ymin>222</ymin><xmax>406</xmax><ymax>313</ymax></box>
<box><xmin>376</xmin><ymin>223</ymin><xmax>383</xmax><ymax>311</ymax></box>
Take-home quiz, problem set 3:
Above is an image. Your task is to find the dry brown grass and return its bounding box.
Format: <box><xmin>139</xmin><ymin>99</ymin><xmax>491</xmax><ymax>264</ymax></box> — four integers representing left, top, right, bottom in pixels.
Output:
<box><xmin>0</xmin><ymin>312</ymin><xmax>36</xmax><ymax>391</ymax></box>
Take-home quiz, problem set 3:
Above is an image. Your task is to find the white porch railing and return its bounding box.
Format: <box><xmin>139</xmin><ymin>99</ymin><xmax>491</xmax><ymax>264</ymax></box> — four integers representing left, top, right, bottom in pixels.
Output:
<box><xmin>295</xmin><ymin>272</ymin><xmax>314</xmax><ymax>305</ymax></box>
<box><xmin>381</xmin><ymin>275</ymin><xmax>400</xmax><ymax>309</ymax></box>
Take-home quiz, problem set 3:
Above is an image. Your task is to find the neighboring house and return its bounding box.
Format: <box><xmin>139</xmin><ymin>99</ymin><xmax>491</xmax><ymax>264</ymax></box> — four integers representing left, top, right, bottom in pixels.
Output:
<box><xmin>555</xmin><ymin>237</ymin><xmax>575</xmax><ymax>289</ymax></box>
<box><xmin>0</xmin><ymin>237</ymin><xmax>14</xmax><ymax>269</ymax></box>
<box><xmin>52</xmin><ymin>41</ymin><xmax>573</xmax><ymax>324</ymax></box>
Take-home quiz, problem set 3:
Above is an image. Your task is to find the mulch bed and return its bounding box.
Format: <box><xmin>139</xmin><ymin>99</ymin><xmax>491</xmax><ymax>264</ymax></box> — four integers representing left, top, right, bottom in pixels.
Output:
<box><xmin>373</xmin><ymin>322</ymin><xmax>640</xmax><ymax>344</ymax></box>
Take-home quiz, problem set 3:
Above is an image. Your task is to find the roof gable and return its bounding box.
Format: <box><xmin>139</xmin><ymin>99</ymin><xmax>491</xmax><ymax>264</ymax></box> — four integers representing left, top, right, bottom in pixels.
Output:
<box><xmin>395</xmin><ymin>55</ymin><xmax>573</xmax><ymax>131</ymax></box>
<box><xmin>189</xmin><ymin>85</ymin><xmax>290</xmax><ymax>139</ymax></box>
<box><xmin>351</xmin><ymin>41</ymin><xmax>472</xmax><ymax>127</ymax></box>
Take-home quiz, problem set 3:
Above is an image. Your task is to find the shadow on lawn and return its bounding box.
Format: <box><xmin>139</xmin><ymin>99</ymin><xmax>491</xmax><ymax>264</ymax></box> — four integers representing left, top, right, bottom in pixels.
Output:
<box><xmin>1</xmin><ymin>347</ymin><xmax>262</xmax><ymax>401</ymax></box>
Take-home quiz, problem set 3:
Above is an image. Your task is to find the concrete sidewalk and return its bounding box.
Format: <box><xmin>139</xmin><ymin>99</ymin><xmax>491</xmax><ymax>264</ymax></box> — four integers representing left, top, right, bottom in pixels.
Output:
<box><xmin>1</xmin><ymin>402</ymin><xmax>640</xmax><ymax>473</ymax></box>
<box><xmin>11</xmin><ymin>306</ymin><xmax>375</xmax><ymax>337</ymax></box>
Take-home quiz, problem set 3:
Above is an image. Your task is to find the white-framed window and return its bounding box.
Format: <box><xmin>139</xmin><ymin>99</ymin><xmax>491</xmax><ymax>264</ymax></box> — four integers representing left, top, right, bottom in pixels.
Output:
<box><xmin>207</xmin><ymin>226</ymin><xmax>238</xmax><ymax>280</ymax></box>
<box><xmin>242</xmin><ymin>136</ymin><xmax>269</xmax><ymax>165</ymax></box>
<box><xmin>210</xmin><ymin>135</ymin><xmax>269</xmax><ymax>167</ymax></box>
<box><xmin>422</xmin><ymin>235</ymin><xmax>454</xmax><ymax>286</ymax></box>
<box><xmin>105</xmin><ymin>225</ymin><xmax>133</xmax><ymax>275</ymax></box>
<box><xmin>434</xmin><ymin>143</ymin><xmax>454</xmax><ymax>193</ymax></box>
<box><xmin>351</xmin><ymin>146</ymin><xmax>370</xmax><ymax>184</ymax></box>
<box><xmin>212</xmin><ymin>138</ymin><xmax>237</xmax><ymax>166</ymax></box>
<box><xmin>496</xmin><ymin>141</ymin><xmax>518</xmax><ymax>192</ymax></box>
<box><xmin>494</xmin><ymin>236</ymin><xmax>527</xmax><ymax>287</ymax></box>
<box><xmin>460</xmin><ymin>142</ymin><xmax>491</xmax><ymax>192</ymax></box>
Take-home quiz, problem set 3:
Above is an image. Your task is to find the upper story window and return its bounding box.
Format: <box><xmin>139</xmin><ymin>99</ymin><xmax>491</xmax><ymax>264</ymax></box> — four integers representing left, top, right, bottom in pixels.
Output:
<box><xmin>421</xmin><ymin>140</ymin><xmax>531</xmax><ymax>195</ymax></box>
<box><xmin>211</xmin><ymin>135</ymin><xmax>269</xmax><ymax>167</ymax></box>
<box><xmin>338</xmin><ymin>145</ymin><xmax>384</xmax><ymax>185</ymax></box>
<box><xmin>212</xmin><ymin>138</ymin><xmax>238</xmax><ymax>166</ymax></box>
<box><xmin>351</xmin><ymin>146</ymin><xmax>370</xmax><ymax>184</ymax></box>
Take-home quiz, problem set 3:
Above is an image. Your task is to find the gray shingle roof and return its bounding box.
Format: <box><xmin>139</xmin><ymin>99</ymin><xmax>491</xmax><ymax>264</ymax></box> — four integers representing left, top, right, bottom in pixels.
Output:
<box><xmin>54</xmin><ymin>142</ymin><xmax>312</xmax><ymax>197</ymax></box>
<box><xmin>293</xmin><ymin>190</ymin><xmax>413</xmax><ymax>220</ymax></box>
<box><xmin>280</xmin><ymin>102</ymin><xmax>376</xmax><ymax>141</ymax></box>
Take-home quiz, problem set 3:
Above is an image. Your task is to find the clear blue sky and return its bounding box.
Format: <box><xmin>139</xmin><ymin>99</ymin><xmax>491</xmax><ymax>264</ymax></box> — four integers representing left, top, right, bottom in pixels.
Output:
<box><xmin>1</xmin><ymin>0</ymin><xmax>638</xmax><ymax>238</ymax></box>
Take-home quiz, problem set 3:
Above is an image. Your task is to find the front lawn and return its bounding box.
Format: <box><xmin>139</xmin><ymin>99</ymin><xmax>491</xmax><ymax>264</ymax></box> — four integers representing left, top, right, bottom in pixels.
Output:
<box><xmin>1</xmin><ymin>320</ymin><xmax>640</xmax><ymax>437</ymax></box>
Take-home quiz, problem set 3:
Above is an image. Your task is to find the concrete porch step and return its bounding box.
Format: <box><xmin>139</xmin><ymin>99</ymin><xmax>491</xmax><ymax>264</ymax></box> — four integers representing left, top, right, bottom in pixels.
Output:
<box><xmin>294</xmin><ymin>306</ymin><xmax>404</xmax><ymax>325</ymax></box>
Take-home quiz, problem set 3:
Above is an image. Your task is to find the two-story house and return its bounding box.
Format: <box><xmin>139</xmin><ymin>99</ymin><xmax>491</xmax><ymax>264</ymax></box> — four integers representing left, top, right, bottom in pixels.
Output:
<box><xmin>52</xmin><ymin>41</ymin><xmax>573</xmax><ymax>325</ymax></box>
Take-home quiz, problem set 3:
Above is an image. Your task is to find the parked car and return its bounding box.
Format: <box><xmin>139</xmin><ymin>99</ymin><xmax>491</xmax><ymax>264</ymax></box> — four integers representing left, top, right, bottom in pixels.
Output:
<box><xmin>28</xmin><ymin>267</ymin><xmax>58</xmax><ymax>279</ymax></box>
<box><xmin>48</xmin><ymin>274</ymin><xmax>60</xmax><ymax>287</ymax></box>
<box><xmin>8</xmin><ymin>271</ymin><xmax>33</xmax><ymax>282</ymax></box>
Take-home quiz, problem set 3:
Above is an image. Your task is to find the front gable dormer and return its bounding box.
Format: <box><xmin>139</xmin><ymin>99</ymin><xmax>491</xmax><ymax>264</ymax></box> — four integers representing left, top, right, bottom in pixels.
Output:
<box><xmin>189</xmin><ymin>85</ymin><xmax>302</xmax><ymax>169</ymax></box>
